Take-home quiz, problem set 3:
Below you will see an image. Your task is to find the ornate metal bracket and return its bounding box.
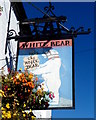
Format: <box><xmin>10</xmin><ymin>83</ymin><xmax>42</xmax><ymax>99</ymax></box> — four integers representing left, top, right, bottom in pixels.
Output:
<box><xmin>7</xmin><ymin>2</ymin><xmax>91</xmax><ymax>42</ymax></box>
<box><xmin>44</xmin><ymin>2</ymin><xmax>55</xmax><ymax>17</ymax></box>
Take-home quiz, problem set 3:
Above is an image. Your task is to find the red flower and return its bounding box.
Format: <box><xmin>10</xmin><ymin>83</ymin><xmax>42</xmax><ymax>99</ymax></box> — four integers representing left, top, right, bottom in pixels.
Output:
<box><xmin>49</xmin><ymin>93</ymin><xmax>52</xmax><ymax>99</ymax></box>
<box><xmin>4</xmin><ymin>85</ymin><xmax>8</xmax><ymax>91</ymax></box>
<box><xmin>5</xmin><ymin>85</ymin><xmax>8</xmax><ymax>89</ymax></box>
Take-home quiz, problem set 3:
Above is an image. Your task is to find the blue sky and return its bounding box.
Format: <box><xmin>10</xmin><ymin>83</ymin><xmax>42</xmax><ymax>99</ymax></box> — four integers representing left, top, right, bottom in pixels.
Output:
<box><xmin>21</xmin><ymin>2</ymin><xmax>94</xmax><ymax>118</ymax></box>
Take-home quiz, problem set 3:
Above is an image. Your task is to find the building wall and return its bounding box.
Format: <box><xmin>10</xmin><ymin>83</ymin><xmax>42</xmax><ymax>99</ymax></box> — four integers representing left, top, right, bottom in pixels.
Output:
<box><xmin>0</xmin><ymin>0</ymin><xmax>18</xmax><ymax>73</ymax></box>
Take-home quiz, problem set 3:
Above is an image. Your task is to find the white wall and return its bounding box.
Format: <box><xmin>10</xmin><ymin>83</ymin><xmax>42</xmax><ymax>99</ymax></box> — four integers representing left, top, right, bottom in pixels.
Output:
<box><xmin>0</xmin><ymin>0</ymin><xmax>51</xmax><ymax>118</ymax></box>
<box><xmin>0</xmin><ymin>0</ymin><xmax>18</xmax><ymax>73</ymax></box>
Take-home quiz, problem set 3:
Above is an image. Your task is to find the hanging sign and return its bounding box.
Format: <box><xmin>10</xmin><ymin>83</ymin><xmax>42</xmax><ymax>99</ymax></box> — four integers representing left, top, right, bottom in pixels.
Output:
<box><xmin>17</xmin><ymin>39</ymin><xmax>74</xmax><ymax>109</ymax></box>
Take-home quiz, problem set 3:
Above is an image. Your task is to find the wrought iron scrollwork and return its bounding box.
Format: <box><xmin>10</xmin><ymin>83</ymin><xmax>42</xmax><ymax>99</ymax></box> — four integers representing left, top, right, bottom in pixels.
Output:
<box><xmin>8</xmin><ymin>29</ymin><xmax>17</xmax><ymax>37</ymax></box>
<box><xmin>44</xmin><ymin>3</ymin><xmax>54</xmax><ymax>11</ymax></box>
<box><xmin>44</xmin><ymin>2</ymin><xmax>55</xmax><ymax>17</ymax></box>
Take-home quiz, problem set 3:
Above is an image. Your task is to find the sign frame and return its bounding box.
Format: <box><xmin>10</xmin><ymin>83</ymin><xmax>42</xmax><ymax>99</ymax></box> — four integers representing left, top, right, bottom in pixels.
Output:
<box><xmin>16</xmin><ymin>37</ymin><xmax>75</xmax><ymax>110</ymax></box>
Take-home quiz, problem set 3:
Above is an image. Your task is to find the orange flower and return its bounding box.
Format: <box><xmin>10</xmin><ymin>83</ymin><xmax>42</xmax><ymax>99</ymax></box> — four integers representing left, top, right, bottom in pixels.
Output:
<box><xmin>15</xmin><ymin>82</ymin><xmax>18</xmax><ymax>85</ymax></box>
<box><xmin>23</xmin><ymin>83</ymin><xmax>25</xmax><ymax>86</ymax></box>
<box><xmin>15</xmin><ymin>82</ymin><xmax>20</xmax><ymax>85</ymax></box>
<box><xmin>13</xmin><ymin>78</ymin><xmax>16</xmax><ymax>83</ymax></box>
<box><xmin>22</xmin><ymin>79</ymin><xmax>25</xmax><ymax>83</ymax></box>
<box><xmin>35</xmin><ymin>77</ymin><xmax>38</xmax><ymax>81</ymax></box>
<box><xmin>28</xmin><ymin>82</ymin><xmax>32</xmax><ymax>86</ymax></box>
<box><xmin>19</xmin><ymin>77</ymin><xmax>22</xmax><ymax>81</ymax></box>
<box><xmin>32</xmin><ymin>84</ymin><xmax>34</xmax><ymax>89</ymax></box>
<box><xmin>28</xmin><ymin>89</ymin><xmax>30</xmax><ymax>93</ymax></box>
<box><xmin>21</xmin><ymin>73</ymin><xmax>24</xmax><ymax>78</ymax></box>
<box><xmin>24</xmin><ymin>79</ymin><xmax>27</xmax><ymax>83</ymax></box>
<box><xmin>25</xmin><ymin>83</ymin><xmax>28</xmax><ymax>86</ymax></box>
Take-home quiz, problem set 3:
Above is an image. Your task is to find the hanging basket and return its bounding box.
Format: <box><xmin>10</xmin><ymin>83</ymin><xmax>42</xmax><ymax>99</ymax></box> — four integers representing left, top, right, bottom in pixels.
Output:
<box><xmin>0</xmin><ymin>69</ymin><xmax>54</xmax><ymax>119</ymax></box>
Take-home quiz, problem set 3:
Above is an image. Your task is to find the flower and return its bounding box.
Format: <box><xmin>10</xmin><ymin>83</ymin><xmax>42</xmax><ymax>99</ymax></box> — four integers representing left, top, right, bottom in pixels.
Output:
<box><xmin>49</xmin><ymin>93</ymin><xmax>52</xmax><ymax>99</ymax></box>
<box><xmin>23</xmin><ymin>103</ymin><xmax>26</xmax><ymax>107</ymax></box>
<box><xmin>29</xmin><ymin>73</ymin><xmax>33</xmax><ymax>79</ymax></box>
<box><xmin>8</xmin><ymin>88</ymin><xmax>11</xmax><ymax>90</ymax></box>
<box><xmin>16</xmin><ymin>73</ymin><xmax>22</xmax><ymax>79</ymax></box>
<box><xmin>0</xmin><ymin>90</ymin><xmax>4</xmax><ymax>94</ymax></box>
<box><xmin>0</xmin><ymin>93</ymin><xmax>2</xmax><ymax>97</ymax></box>
<box><xmin>32</xmin><ymin>84</ymin><xmax>34</xmax><ymax>89</ymax></box>
<box><xmin>17</xmin><ymin>102</ymin><xmax>19</xmax><ymax>105</ymax></box>
<box><xmin>13</xmin><ymin>113</ymin><xmax>16</xmax><ymax>116</ymax></box>
<box><xmin>5</xmin><ymin>85</ymin><xmax>8</xmax><ymax>89</ymax></box>
<box><xmin>31</xmin><ymin>116</ymin><xmax>36</xmax><ymax>120</ymax></box>
<box><xmin>37</xmin><ymin>89</ymin><xmax>43</xmax><ymax>96</ymax></box>
<box><xmin>7</xmin><ymin>111</ymin><xmax>11</xmax><ymax>119</ymax></box>
<box><xmin>23</xmin><ymin>114</ymin><xmax>26</xmax><ymax>117</ymax></box>
<box><xmin>28</xmin><ymin>89</ymin><xmax>30</xmax><ymax>93</ymax></box>
<box><xmin>22</xmin><ymin>111</ymin><xmax>24</xmax><ymax>113</ymax></box>
<box><xmin>6</xmin><ymin>103</ymin><xmax>10</xmax><ymax>109</ymax></box>
<box><xmin>13</xmin><ymin>78</ymin><xmax>16</xmax><ymax>83</ymax></box>
<box><xmin>2</xmin><ymin>115</ymin><xmax>4</xmax><ymax>118</ymax></box>
<box><xmin>1</xmin><ymin>68</ymin><xmax>55</xmax><ymax>119</ymax></box>
<box><xmin>35</xmin><ymin>77</ymin><xmax>38</xmax><ymax>81</ymax></box>
<box><xmin>2</xmin><ymin>110</ymin><xmax>6</xmax><ymax>115</ymax></box>
<box><xmin>1</xmin><ymin>107</ymin><xmax>6</xmax><ymax>111</ymax></box>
